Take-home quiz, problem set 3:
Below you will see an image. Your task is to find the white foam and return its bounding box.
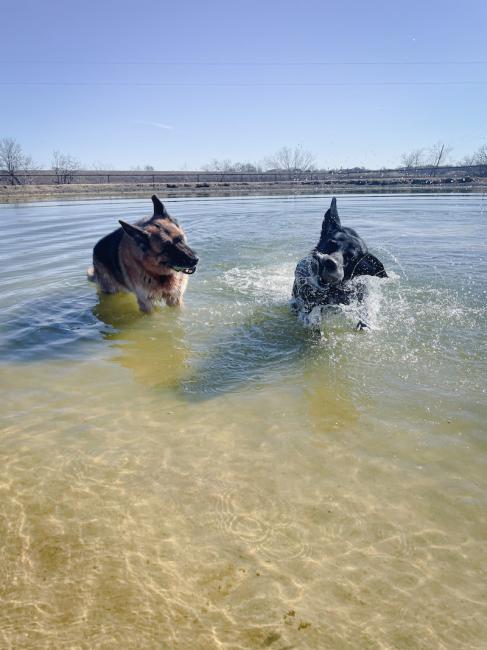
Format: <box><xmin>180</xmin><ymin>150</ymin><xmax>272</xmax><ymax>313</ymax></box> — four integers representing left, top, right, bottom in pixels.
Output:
<box><xmin>223</xmin><ymin>263</ymin><xmax>295</xmax><ymax>303</ymax></box>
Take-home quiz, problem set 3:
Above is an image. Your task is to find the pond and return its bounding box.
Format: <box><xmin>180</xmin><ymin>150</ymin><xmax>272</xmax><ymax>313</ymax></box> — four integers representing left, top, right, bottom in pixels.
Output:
<box><xmin>0</xmin><ymin>194</ymin><xmax>486</xmax><ymax>648</ymax></box>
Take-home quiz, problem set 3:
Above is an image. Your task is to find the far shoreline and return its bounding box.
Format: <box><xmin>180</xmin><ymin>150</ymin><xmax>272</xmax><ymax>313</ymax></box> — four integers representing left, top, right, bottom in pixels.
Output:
<box><xmin>1</xmin><ymin>179</ymin><xmax>485</xmax><ymax>204</ymax></box>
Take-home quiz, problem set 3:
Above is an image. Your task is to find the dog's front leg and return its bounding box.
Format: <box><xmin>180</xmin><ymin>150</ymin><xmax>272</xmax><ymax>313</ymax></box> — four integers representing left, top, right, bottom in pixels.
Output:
<box><xmin>135</xmin><ymin>291</ymin><xmax>153</xmax><ymax>313</ymax></box>
<box><xmin>165</xmin><ymin>276</ymin><xmax>187</xmax><ymax>307</ymax></box>
<box><xmin>165</xmin><ymin>292</ymin><xmax>184</xmax><ymax>307</ymax></box>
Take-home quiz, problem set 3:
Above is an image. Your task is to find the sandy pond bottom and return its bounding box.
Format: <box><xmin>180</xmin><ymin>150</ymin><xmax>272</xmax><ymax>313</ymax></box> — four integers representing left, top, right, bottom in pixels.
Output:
<box><xmin>0</xmin><ymin>194</ymin><xmax>486</xmax><ymax>649</ymax></box>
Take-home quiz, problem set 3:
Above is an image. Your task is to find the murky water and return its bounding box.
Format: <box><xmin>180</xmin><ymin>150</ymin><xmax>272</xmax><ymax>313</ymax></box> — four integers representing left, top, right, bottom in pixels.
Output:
<box><xmin>1</xmin><ymin>194</ymin><xmax>486</xmax><ymax>649</ymax></box>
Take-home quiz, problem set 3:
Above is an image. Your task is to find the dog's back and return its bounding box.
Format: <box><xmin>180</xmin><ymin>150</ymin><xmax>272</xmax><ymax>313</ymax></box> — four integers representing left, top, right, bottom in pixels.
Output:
<box><xmin>91</xmin><ymin>227</ymin><xmax>126</xmax><ymax>289</ymax></box>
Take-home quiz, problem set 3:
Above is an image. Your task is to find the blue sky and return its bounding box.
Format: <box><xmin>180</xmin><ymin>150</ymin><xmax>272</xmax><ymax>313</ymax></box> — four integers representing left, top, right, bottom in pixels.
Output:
<box><xmin>1</xmin><ymin>0</ymin><xmax>486</xmax><ymax>170</ymax></box>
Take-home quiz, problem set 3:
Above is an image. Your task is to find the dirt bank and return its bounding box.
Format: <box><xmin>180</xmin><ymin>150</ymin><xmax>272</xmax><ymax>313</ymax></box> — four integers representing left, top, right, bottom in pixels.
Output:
<box><xmin>0</xmin><ymin>178</ymin><xmax>484</xmax><ymax>203</ymax></box>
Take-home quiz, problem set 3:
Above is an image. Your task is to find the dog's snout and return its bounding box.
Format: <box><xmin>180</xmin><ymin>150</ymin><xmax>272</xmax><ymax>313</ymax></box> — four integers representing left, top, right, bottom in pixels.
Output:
<box><xmin>323</xmin><ymin>258</ymin><xmax>337</xmax><ymax>272</ymax></box>
<box><xmin>186</xmin><ymin>253</ymin><xmax>199</xmax><ymax>268</ymax></box>
<box><xmin>175</xmin><ymin>242</ymin><xmax>199</xmax><ymax>267</ymax></box>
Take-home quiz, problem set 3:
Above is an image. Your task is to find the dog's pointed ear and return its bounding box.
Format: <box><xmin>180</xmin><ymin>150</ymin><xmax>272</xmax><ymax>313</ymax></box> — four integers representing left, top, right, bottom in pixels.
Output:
<box><xmin>351</xmin><ymin>253</ymin><xmax>388</xmax><ymax>279</ymax></box>
<box><xmin>151</xmin><ymin>194</ymin><xmax>166</xmax><ymax>216</ymax></box>
<box><xmin>323</xmin><ymin>197</ymin><xmax>341</xmax><ymax>234</ymax></box>
<box><xmin>317</xmin><ymin>197</ymin><xmax>341</xmax><ymax>249</ymax></box>
<box><xmin>151</xmin><ymin>194</ymin><xmax>178</xmax><ymax>224</ymax></box>
<box><xmin>119</xmin><ymin>220</ymin><xmax>150</xmax><ymax>249</ymax></box>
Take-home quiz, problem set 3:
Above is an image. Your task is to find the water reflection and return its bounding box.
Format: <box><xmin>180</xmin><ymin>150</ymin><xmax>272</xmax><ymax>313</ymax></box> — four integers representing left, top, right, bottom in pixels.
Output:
<box><xmin>94</xmin><ymin>293</ymin><xmax>190</xmax><ymax>389</ymax></box>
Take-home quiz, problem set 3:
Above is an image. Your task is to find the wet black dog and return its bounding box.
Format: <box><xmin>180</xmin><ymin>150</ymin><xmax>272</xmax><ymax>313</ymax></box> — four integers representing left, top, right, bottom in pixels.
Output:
<box><xmin>292</xmin><ymin>198</ymin><xmax>387</xmax><ymax>328</ymax></box>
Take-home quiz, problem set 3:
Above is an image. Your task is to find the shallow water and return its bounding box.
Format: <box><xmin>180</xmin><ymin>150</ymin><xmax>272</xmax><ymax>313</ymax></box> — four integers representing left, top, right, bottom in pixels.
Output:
<box><xmin>0</xmin><ymin>194</ymin><xmax>486</xmax><ymax>649</ymax></box>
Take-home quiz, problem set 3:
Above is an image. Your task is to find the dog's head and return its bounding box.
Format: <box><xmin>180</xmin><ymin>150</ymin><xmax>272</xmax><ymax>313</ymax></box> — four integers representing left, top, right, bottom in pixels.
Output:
<box><xmin>313</xmin><ymin>198</ymin><xmax>387</xmax><ymax>284</ymax></box>
<box><xmin>119</xmin><ymin>195</ymin><xmax>199</xmax><ymax>276</ymax></box>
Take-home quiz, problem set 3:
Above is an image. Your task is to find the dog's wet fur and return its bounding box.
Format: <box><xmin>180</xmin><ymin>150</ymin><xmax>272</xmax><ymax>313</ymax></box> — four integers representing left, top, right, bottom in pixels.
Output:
<box><xmin>292</xmin><ymin>198</ymin><xmax>387</xmax><ymax>328</ymax></box>
<box><xmin>87</xmin><ymin>195</ymin><xmax>198</xmax><ymax>312</ymax></box>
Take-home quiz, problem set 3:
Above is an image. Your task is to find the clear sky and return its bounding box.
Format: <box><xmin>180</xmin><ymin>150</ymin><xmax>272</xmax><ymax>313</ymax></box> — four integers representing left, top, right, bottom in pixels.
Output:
<box><xmin>1</xmin><ymin>0</ymin><xmax>486</xmax><ymax>170</ymax></box>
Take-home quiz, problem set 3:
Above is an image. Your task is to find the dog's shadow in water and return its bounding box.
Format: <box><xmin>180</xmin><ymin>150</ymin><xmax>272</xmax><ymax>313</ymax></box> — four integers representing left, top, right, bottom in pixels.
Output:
<box><xmin>1</xmin><ymin>286</ymin><xmax>355</xmax><ymax>409</ymax></box>
<box><xmin>178</xmin><ymin>303</ymin><xmax>327</xmax><ymax>401</ymax></box>
<box><xmin>96</xmin><ymin>296</ymin><xmax>357</xmax><ymax>402</ymax></box>
<box><xmin>93</xmin><ymin>294</ymin><xmax>313</xmax><ymax>396</ymax></box>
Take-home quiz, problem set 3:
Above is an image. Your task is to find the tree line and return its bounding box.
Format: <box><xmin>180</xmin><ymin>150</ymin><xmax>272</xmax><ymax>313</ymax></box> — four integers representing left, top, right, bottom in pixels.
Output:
<box><xmin>202</xmin><ymin>146</ymin><xmax>316</xmax><ymax>174</ymax></box>
<box><xmin>400</xmin><ymin>141</ymin><xmax>487</xmax><ymax>176</ymax></box>
<box><xmin>1</xmin><ymin>137</ymin><xmax>486</xmax><ymax>186</ymax></box>
<box><xmin>0</xmin><ymin>138</ymin><xmax>82</xmax><ymax>186</ymax></box>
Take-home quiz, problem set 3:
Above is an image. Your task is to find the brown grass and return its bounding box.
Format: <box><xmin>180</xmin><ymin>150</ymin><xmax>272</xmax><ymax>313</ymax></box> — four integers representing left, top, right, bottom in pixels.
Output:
<box><xmin>1</xmin><ymin>178</ymin><xmax>485</xmax><ymax>203</ymax></box>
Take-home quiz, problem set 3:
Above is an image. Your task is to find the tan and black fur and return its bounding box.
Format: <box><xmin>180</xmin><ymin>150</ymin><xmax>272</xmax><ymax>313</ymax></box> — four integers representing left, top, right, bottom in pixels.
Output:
<box><xmin>87</xmin><ymin>195</ymin><xmax>198</xmax><ymax>312</ymax></box>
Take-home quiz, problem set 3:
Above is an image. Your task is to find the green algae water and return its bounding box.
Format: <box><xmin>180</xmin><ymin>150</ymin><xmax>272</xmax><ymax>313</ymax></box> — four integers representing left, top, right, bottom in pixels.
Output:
<box><xmin>0</xmin><ymin>194</ymin><xmax>486</xmax><ymax>649</ymax></box>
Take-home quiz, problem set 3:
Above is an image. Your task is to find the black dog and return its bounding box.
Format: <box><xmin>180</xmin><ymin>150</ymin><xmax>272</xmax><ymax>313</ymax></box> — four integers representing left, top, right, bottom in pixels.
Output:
<box><xmin>292</xmin><ymin>198</ymin><xmax>387</xmax><ymax>328</ymax></box>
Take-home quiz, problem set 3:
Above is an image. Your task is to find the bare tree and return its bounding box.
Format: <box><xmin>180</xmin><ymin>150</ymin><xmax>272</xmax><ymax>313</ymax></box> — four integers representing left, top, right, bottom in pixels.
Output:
<box><xmin>202</xmin><ymin>158</ymin><xmax>234</xmax><ymax>172</ymax></box>
<box><xmin>0</xmin><ymin>137</ymin><xmax>34</xmax><ymax>185</ymax></box>
<box><xmin>264</xmin><ymin>146</ymin><xmax>316</xmax><ymax>174</ymax></box>
<box><xmin>473</xmin><ymin>143</ymin><xmax>487</xmax><ymax>175</ymax></box>
<box><xmin>130</xmin><ymin>164</ymin><xmax>156</xmax><ymax>172</ymax></box>
<box><xmin>52</xmin><ymin>150</ymin><xmax>80</xmax><ymax>184</ymax></box>
<box><xmin>232</xmin><ymin>162</ymin><xmax>262</xmax><ymax>173</ymax></box>
<box><xmin>201</xmin><ymin>159</ymin><xmax>262</xmax><ymax>178</ymax></box>
<box><xmin>473</xmin><ymin>144</ymin><xmax>487</xmax><ymax>164</ymax></box>
<box><xmin>399</xmin><ymin>149</ymin><xmax>424</xmax><ymax>175</ymax></box>
<box><xmin>458</xmin><ymin>153</ymin><xmax>476</xmax><ymax>168</ymax></box>
<box><xmin>457</xmin><ymin>146</ymin><xmax>487</xmax><ymax>175</ymax></box>
<box><xmin>427</xmin><ymin>142</ymin><xmax>452</xmax><ymax>176</ymax></box>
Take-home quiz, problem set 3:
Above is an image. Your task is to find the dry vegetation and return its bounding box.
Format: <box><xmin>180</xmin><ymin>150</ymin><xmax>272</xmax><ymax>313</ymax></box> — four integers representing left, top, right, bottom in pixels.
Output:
<box><xmin>1</xmin><ymin>138</ymin><xmax>486</xmax><ymax>202</ymax></box>
<box><xmin>1</xmin><ymin>173</ymin><xmax>485</xmax><ymax>203</ymax></box>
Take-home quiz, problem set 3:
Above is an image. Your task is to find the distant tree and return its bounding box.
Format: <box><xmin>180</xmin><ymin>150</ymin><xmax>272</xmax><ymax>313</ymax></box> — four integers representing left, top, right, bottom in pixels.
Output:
<box><xmin>427</xmin><ymin>142</ymin><xmax>452</xmax><ymax>176</ymax></box>
<box><xmin>473</xmin><ymin>144</ymin><xmax>487</xmax><ymax>164</ymax></box>
<box><xmin>52</xmin><ymin>150</ymin><xmax>80</xmax><ymax>184</ymax></box>
<box><xmin>473</xmin><ymin>143</ymin><xmax>487</xmax><ymax>175</ymax></box>
<box><xmin>399</xmin><ymin>149</ymin><xmax>424</xmax><ymax>175</ymax></box>
<box><xmin>202</xmin><ymin>159</ymin><xmax>233</xmax><ymax>172</ymax></box>
<box><xmin>130</xmin><ymin>164</ymin><xmax>156</xmax><ymax>171</ymax></box>
<box><xmin>232</xmin><ymin>162</ymin><xmax>262</xmax><ymax>173</ymax></box>
<box><xmin>458</xmin><ymin>153</ymin><xmax>476</xmax><ymax>168</ymax></box>
<box><xmin>264</xmin><ymin>146</ymin><xmax>316</xmax><ymax>174</ymax></box>
<box><xmin>0</xmin><ymin>137</ymin><xmax>34</xmax><ymax>185</ymax></box>
<box><xmin>457</xmin><ymin>146</ymin><xmax>487</xmax><ymax>175</ymax></box>
<box><xmin>202</xmin><ymin>159</ymin><xmax>262</xmax><ymax>173</ymax></box>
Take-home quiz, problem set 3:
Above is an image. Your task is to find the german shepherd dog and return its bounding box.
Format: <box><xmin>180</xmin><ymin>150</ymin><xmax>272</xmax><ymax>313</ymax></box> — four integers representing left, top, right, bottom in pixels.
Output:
<box><xmin>87</xmin><ymin>195</ymin><xmax>198</xmax><ymax>312</ymax></box>
<box><xmin>292</xmin><ymin>198</ymin><xmax>387</xmax><ymax>328</ymax></box>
